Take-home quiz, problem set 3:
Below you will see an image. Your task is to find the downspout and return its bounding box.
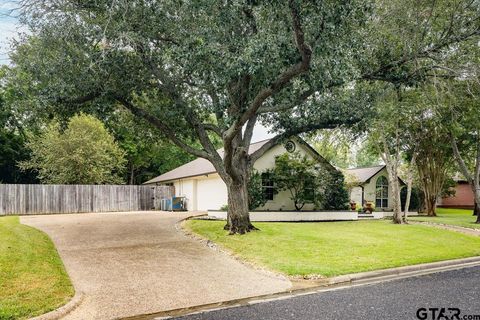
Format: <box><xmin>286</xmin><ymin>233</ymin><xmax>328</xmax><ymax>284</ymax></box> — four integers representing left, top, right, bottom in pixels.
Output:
<box><xmin>361</xmin><ymin>185</ymin><xmax>365</xmax><ymax>205</ymax></box>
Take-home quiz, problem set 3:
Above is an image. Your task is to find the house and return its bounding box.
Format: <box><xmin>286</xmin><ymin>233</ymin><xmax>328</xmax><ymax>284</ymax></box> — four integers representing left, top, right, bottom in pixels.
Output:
<box><xmin>344</xmin><ymin>165</ymin><xmax>405</xmax><ymax>211</ymax></box>
<box><xmin>437</xmin><ymin>177</ymin><xmax>474</xmax><ymax>209</ymax></box>
<box><xmin>144</xmin><ymin>138</ymin><xmax>335</xmax><ymax>211</ymax></box>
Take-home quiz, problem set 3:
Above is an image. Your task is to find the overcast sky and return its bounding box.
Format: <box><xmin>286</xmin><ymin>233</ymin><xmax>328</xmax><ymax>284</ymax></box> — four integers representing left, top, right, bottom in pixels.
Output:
<box><xmin>0</xmin><ymin>0</ymin><xmax>22</xmax><ymax>65</ymax></box>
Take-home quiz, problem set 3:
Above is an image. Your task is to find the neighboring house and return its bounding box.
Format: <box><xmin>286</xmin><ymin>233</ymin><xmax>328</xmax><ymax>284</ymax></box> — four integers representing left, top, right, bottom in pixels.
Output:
<box><xmin>144</xmin><ymin>138</ymin><xmax>335</xmax><ymax>211</ymax></box>
<box><xmin>344</xmin><ymin>165</ymin><xmax>405</xmax><ymax>211</ymax></box>
<box><xmin>438</xmin><ymin>178</ymin><xmax>474</xmax><ymax>209</ymax></box>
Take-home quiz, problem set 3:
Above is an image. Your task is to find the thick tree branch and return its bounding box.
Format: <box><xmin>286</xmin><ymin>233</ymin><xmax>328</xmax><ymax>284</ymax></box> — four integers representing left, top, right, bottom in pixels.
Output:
<box><xmin>258</xmin><ymin>88</ymin><xmax>314</xmax><ymax>113</ymax></box>
<box><xmin>451</xmin><ymin>132</ymin><xmax>473</xmax><ymax>183</ymax></box>
<box><xmin>224</xmin><ymin>0</ymin><xmax>312</xmax><ymax>142</ymax></box>
<box><xmin>203</xmin><ymin>124</ymin><xmax>222</xmax><ymax>136</ymax></box>
<box><xmin>138</xmin><ymin>50</ymin><xmax>221</xmax><ymax>160</ymax></box>
<box><xmin>243</xmin><ymin>115</ymin><xmax>257</xmax><ymax>148</ymax></box>
<box><xmin>115</xmin><ymin>97</ymin><xmax>211</xmax><ymax>160</ymax></box>
<box><xmin>57</xmin><ymin>91</ymin><xmax>101</xmax><ymax>105</ymax></box>
<box><xmin>362</xmin><ymin>29</ymin><xmax>480</xmax><ymax>82</ymax></box>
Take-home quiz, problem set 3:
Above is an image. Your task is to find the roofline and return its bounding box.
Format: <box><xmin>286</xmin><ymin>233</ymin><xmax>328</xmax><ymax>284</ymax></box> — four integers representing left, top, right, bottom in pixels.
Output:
<box><xmin>144</xmin><ymin>137</ymin><xmax>327</xmax><ymax>184</ymax></box>
<box><xmin>144</xmin><ymin>171</ymin><xmax>217</xmax><ymax>184</ymax></box>
<box><xmin>345</xmin><ymin>164</ymin><xmax>385</xmax><ymax>170</ymax></box>
<box><xmin>364</xmin><ymin>165</ymin><xmax>387</xmax><ymax>183</ymax></box>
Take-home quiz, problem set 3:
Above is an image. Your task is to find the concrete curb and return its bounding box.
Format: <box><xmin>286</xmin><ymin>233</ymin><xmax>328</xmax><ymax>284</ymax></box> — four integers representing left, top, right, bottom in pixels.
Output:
<box><xmin>311</xmin><ymin>256</ymin><xmax>480</xmax><ymax>286</ymax></box>
<box><xmin>121</xmin><ymin>256</ymin><xmax>480</xmax><ymax>320</ymax></box>
<box><xmin>29</xmin><ymin>291</ymin><xmax>84</xmax><ymax>320</ymax></box>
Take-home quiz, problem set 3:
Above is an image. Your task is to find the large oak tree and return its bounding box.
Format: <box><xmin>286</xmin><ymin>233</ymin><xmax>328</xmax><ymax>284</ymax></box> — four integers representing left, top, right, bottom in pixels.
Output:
<box><xmin>11</xmin><ymin>0</ymin><xmax>480</xmax><ymax>232</ymax></box>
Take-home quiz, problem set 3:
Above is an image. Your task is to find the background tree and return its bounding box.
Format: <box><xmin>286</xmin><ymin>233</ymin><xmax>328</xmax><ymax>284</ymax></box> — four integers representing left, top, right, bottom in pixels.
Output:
<box><xmin>12</xmin><ymin>0</ymin><xmax>480</xmax><ymax>233</ymax></box>
<box><xmin>353</xmin><ymin>140</ymin><xmax>382</xmax><ymax>168</ymax></box>
<box><xmin>20</xmin><ymin>114</ymin><xmax>126</xmax><ymax>184</ymax></box>
<box><xmin>406</xmin><ymin>85</ymin><xmax>456</xmax><ymax>217</ymax></box>
<box><xmin>430</xmin><ymin>50</ymin><xmax>480</xmax><ymax>221</ymax></box>
<box><xmin>367</xmin><ymin>86</ymin><xmax>414</xmax><ymax>223</ymax></box>
<box><xmin>105</xmin><ymin>109</ymin><xmax>195</xmax><ymax>184</ymax></box>
<box><xmin>309</xmin><ymin>129</ymin><xmax>356</xmax><ymax>168</ymax></box>
<box><xmin>0</xmin><ymin>67</ymin><xmax>37</xmax><ymax>183</ymax></box>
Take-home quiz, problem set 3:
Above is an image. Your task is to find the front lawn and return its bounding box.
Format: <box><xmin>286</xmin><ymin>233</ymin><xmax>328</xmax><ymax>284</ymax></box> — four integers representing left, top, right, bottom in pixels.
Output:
<box><xmin>0</xmin><ymin>216</ymin><xmax>74</xmax><ymax>320</ymax></box>
<box><xmin>410</xmin><ymin>208</ymin><xmax>480</xmax><ymax>230</ymax></box>
<box><xmin>186</xmin><ymin>220</ymin><xmax>480</xmax><ymax>277</ymax></box>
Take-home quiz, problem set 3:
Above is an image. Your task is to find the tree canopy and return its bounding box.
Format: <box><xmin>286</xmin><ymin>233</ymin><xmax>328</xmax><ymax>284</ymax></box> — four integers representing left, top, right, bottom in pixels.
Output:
<box><xmin>20</xmin><ymin>113</ymin><xmax>126</xmax><ymax>184</ymax></box>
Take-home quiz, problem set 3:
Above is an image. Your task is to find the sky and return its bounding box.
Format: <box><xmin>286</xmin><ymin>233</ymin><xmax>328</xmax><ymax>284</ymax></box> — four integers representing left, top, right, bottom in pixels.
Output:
<box><xmin>0</xmin><ymin>0</ymin><xmax>275</xmax><ymax>141</ymax></box>
<box><xmin>0</xmin><ymin>0</ymin><xmax>22</xmax><ymax>65</ymax></box>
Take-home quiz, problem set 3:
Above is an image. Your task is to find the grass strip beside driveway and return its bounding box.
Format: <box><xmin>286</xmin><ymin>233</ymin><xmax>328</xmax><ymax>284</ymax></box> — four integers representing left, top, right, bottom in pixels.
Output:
<box><xmin>0</xmin><ymin>216</ymin><xmax>74</xmax><ymax>320</ymax></box>
<box><xmin>186</xmin><ymin>220</ymin><xmax>480</xmax><ymax>277</ymax></box>
<box><xmin>409</xmin><ymin>208</ymin><xmax>480</xmax><ymax>230</ymax></box>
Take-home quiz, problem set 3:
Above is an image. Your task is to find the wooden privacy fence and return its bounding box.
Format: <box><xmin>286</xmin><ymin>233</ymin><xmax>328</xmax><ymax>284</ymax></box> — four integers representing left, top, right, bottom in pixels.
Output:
<box><xmin>0</xmin><ymin>184</ymin><xmax>175</xmax><ymax>215</ymax></box>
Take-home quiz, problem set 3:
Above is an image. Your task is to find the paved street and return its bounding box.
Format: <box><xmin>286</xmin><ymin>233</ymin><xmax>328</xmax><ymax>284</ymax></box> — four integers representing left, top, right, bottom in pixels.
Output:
<box><xmin>174</xmin><ymin>266</ymin><xmax>480</xmax><ymax>320</ymax></box>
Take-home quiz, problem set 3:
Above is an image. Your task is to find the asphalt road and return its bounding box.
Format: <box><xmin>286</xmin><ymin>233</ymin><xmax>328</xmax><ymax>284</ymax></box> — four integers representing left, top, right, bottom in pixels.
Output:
<box><xmin>174</xmin><ymin>266</ymin><xmax>480</xmax><ymax>320</ymax></box>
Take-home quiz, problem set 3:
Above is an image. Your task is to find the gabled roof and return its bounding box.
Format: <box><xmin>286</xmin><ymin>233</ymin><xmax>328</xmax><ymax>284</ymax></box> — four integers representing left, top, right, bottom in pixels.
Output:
<box><xmin>144</xmin><ymin>139</ymin><xmax>271</xmax><ymax>184</ymax></box>
<box><xmin>344</xmin><ymin>165</ymin><xmax>386</xmax><ymax>183</ymax></box>
<box><xmin>144</xmin><ymin>137</ymin><xmax>335</xmax><ymax>184</ymax></box>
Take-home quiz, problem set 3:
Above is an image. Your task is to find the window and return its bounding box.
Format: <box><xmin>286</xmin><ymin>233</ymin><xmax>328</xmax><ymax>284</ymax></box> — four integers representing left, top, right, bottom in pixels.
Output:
<box><xmin>304</xmin><ymin>178</ymin><xmax>315</xmax><ymax>202</ymax></box>
<box><xmin>375</xmin><ymin>176</ymin><xmax>389</xmax><ymax>208</ymax></box>
<box><xmin>261</xmin><ymin>172</ymin><xmax>275</xmax><ymax>201</ymax></box>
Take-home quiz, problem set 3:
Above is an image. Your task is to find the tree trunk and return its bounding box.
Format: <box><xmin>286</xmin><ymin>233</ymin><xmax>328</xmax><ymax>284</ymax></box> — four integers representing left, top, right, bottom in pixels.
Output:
<box><xmin>225</xmin><ymin>179</ymin><xmax>257</xmax><ymax>234</ymax></box>
<box><xmin>129</xmin><ymin>165</ymin><xmax>135</xmax><ymax>185</ymax></box>
<box><xmin>391</xmin><ymin>176</ymin><xmax>403</xmax><ymax>224</ymax></box>
<box><xmin>378</xmin><ymin>130</ymin><xmax>403</xmax><ymax>224</ymax></box>
<box><xmin>403</xmin><ymin>178</ymin><xmax>413</xmax><ymax>222</ymax></box>
<box><xmin>403</xmin><ymin>156</ymin><xmax>416</xmax><ymax>223</ymax></box>
<box><xmin>472</xmin><ymin>185</ymin><xmax>480</xmax><ymax>223</ymax></box>
<box><xmin>425</xmin><ymin>195</ymin><xmax>437</xmax><ymax>217</ymax></box>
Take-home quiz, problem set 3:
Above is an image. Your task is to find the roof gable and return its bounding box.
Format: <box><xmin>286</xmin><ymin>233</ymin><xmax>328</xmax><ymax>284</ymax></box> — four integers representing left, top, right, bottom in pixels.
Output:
<box><xmin>144</xmin><ymin>137</ymin><xmax>334</xmax><ymax>184</ymax></box>
<box><xmin>144</xmin><ymin>139</ymin><xmax>271</xmax><ymax>184</ymax></box>
<box><xmin>344</xmin><ymin>165</ymin><xmax>386</xmax><ymax>183</ymax></box>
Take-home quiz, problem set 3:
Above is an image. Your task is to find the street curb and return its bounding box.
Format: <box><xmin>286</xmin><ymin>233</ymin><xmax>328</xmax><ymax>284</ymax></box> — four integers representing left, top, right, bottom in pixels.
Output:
<box><xmin>29</xmin><ymin>291</ymin><xmax>84</xmax><ymax>320</ymax></box>
<box><xmin>313</xmin><ymin>256</ymin><xmax>480</xmax><ymax>286</ymax></box>
<box><xmin>120</xmin><ymin>256</ymin><xmax>480</xmax><ymax>320</ymax></box>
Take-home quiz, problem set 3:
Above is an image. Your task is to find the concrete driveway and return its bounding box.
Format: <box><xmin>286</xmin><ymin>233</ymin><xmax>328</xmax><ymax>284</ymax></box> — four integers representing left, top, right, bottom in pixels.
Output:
<box><xmin>21</xmin><ymin>212</ymin><xmax>290</xmax><ymax>320</ymax></box>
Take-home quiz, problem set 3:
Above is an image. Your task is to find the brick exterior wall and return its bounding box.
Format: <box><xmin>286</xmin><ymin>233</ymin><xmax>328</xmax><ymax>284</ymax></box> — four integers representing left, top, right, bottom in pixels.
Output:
<box><xmin>439</xmin><ymin>182</ymin><xmax>474</xmax><ymax>208</ymax></box>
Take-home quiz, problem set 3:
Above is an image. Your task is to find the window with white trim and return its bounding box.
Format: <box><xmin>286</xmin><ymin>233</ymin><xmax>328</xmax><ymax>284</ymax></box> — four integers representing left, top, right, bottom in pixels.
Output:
<box><xmin>375</xmin><ymin>176</ymin><xmax>389</xmax><ymax>208</ymax></box>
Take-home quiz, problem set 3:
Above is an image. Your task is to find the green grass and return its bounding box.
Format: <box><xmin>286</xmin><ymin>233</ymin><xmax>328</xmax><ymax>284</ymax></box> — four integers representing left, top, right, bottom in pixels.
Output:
<box><xmin>410</xmin><ymin>208</ymin><xmax>480</xmax><ymax>230</ymax></box>
<box><xmin>0</xmin><ymin>216</ymin><xmax>74</xmax><ymax>320</ymax></box>
<box><xmin>186</xmin><ymin>219</ymin><xmax>480</xmax><ymax>277</ymax></box>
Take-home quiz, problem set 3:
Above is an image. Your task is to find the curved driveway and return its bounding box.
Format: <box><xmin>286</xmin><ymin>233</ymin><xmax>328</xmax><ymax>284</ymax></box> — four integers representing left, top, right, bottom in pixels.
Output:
<box><xmin>21</xmin><ymin>212</ymin><xmax>290</xmax><ymax>320</ymax></box>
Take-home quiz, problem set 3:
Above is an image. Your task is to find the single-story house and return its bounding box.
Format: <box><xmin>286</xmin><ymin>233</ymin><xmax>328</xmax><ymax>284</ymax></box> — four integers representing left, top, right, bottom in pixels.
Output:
<box><xmin>438</xmin><ymin>177</ymin><xmax>474</xmax><ymax>209</ymax></box>
<box><xmin>144</xmin><ymin>138</ymin><xmax>335</xmax><ymax>211</ymax></box>
<box><xmin>344</xmin><ymin>165</ymin><xmax>405</xmax><ymax>211</ymax></box>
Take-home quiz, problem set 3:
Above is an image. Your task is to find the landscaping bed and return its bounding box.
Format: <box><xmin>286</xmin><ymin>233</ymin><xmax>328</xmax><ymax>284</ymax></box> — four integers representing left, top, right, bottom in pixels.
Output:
<box><xmin>0</xmin><ymin>216</ymin><xmax>74</xmax><ymax>320</ymax></box>
<box><xmin>185</xmin><ymin>219</ymin><xmax>480</xmax><ymax>277</ymax></box>
<box><xmin>410</xmin><ymin>208</ymin><xmax>480</xmax><ymax>230</ymax></box>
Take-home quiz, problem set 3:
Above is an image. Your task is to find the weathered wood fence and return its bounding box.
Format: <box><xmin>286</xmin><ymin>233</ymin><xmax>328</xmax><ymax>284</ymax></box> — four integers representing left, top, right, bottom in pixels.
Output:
<box><xmin>0</xmin><ymin>184</ymin><xmax>175</xmax><ymax>215</ymax></box>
